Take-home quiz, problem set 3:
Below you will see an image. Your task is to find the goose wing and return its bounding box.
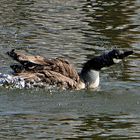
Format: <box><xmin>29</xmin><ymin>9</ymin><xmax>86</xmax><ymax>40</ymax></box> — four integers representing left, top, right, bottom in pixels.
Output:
<box><xmin>7</xmin><ymin>49</ymin><xmax>46</xmax><ymax>65</ymax></box>
<box><xmin>7</xmin><ymin>49</ymin><xmax>80</xmax><ymax>88</ymax></box>
<box><xmin>17</xmin><ymin>70</ymin><xmax>79</xmax><ymax>89</ymax></box>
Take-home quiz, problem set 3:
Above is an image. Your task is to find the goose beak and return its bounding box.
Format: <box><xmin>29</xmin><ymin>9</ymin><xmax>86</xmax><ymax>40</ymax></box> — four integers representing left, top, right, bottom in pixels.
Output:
<box><xmin>118</xmin><ymin>50</ymin><xmax>133</xmax><ymax>59</ymax></box>
<box><xmin>113</xmin><ymin>50</ymin><xmax>133</xmax><ymax>64</ymax></box>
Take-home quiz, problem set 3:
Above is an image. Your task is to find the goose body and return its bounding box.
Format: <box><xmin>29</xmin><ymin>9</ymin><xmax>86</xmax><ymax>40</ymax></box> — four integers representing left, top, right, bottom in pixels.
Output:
<box><xmin>0</xmin><ymin>49</ymin><xmax>133</xmax><ymax>89</ymax></box>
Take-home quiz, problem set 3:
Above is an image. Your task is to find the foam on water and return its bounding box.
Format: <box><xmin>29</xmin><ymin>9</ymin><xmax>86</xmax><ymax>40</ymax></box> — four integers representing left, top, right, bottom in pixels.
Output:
<box><xmin>0</xmin><ymin>73</ymin><xmax>25</xmax><ymax>89</ymax></box>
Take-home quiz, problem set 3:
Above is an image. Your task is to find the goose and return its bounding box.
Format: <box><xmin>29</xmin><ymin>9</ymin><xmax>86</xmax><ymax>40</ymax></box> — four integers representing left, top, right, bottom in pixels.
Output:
<box><xmin>0</xmin><ymin>49</ymin><xmax>133</xmax><ymax>89</ymax></box>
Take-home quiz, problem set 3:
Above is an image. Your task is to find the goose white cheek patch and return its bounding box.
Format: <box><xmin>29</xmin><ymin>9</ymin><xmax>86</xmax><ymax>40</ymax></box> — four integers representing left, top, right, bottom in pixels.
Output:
<box><xmin>113</xmin><ymin>58</ymin><xmax>122</xmax><ymax>63</ymax></box>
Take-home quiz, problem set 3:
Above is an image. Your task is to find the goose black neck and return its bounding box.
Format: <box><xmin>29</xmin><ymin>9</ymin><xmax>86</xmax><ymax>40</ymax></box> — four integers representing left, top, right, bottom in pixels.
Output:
<box><xmin>81</xmin><ymin>50</ymin><xmax>117</xmax><ymax>73</ymax></box>
<box><xmin>80</xmin><ymin>49</ymin><xmax>133</xmax><ymax>77</ymax></box>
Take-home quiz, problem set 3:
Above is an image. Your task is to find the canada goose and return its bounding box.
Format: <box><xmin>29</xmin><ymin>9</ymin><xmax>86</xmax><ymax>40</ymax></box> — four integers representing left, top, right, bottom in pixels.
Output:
<box><xmin>0</xmin><ymin>49</ymin><xmax>133</xmax><ymax>89</ymax></box>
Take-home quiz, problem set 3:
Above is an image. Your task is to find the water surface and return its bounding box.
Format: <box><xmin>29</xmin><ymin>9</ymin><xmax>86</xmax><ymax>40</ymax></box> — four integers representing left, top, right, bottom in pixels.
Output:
<box><xmin>0</xmin><ymin>0</ymin><xmax>140</xmax><ymax>139</ymax></box>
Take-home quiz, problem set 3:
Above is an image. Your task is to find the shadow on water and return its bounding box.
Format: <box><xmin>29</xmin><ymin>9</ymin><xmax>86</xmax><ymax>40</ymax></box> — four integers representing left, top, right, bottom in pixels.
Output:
<box><xmin>0</xmin><ymin>0</ymin><xmax>140</xmax><ymax>139</ymax></box>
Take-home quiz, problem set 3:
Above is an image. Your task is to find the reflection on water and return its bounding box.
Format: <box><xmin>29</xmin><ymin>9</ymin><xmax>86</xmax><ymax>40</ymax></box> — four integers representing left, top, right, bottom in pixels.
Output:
<box><xmin>0</xmin><ymin>113</ymin><xmax>140</xmax><ymax>139</ymax></box>
<box><xmin>0</xmin><ymin>0</ymin><xmax>140</xmax><ymax>139</ymax></box>
<box><xmin>0</xmin><ymin>89</ymin><xmax>140</xmax><ymax>139</ymax></box>
<box><xmin>75</xmin><ymin>114</ymin><xmax>140</xmax><ymax>139</ymax></box>
<box><xmin>82</xmin><ymin>0</ymin><xmax>139</xmax><ymax>48</ymax></box>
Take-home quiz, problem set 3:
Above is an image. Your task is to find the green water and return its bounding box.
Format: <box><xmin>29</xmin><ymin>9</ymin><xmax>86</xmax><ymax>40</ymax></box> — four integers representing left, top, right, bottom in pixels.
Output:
<box><xmin>0</xmin><ymin>0</ymin><xmax>140</xmax><ymax>139</ymax></box>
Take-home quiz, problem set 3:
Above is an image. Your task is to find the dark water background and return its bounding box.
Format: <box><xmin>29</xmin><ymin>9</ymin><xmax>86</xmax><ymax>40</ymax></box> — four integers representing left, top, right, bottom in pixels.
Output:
<box><xmin>0</xmin><ymin>0</ymin><xmax>140</xmax><ymax>139</ymax></box>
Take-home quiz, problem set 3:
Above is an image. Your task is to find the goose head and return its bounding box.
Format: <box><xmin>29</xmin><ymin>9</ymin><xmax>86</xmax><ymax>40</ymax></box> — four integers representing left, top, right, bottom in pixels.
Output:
<box><xmin>79</xmin><ymin>49</ymin><xmax>133</xmax><ymax>89</ymax></box>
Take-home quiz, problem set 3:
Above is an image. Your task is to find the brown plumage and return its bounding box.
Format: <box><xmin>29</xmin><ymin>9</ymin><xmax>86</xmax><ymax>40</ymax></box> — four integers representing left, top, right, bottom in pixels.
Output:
<box><xmin>7</xmin><ymin>49</ymin><xmax>82</xmax><ymax>89</ymax></box>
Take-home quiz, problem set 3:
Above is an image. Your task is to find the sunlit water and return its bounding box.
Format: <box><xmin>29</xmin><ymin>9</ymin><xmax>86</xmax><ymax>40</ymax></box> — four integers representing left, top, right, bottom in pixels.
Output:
<box><xmin>0</xmin><ymin>0</ymin><xmax>140</xmax><ymax>139</ymax></box>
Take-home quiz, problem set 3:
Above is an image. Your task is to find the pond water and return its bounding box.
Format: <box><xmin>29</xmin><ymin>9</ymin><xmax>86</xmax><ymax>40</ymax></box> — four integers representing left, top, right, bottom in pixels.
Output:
<box><xmin>0</xmin><ymin>0</ymin><xmax>140</xmax><ymax>139</ymax></box>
